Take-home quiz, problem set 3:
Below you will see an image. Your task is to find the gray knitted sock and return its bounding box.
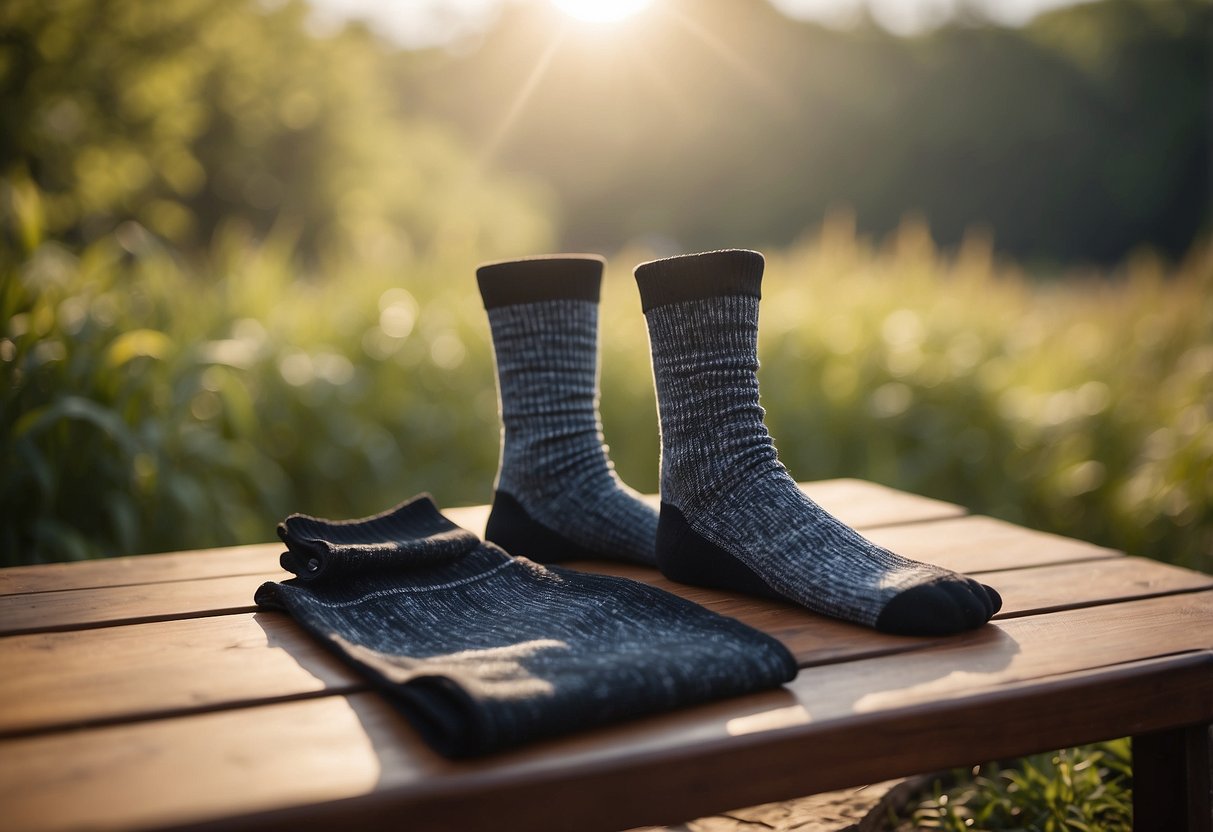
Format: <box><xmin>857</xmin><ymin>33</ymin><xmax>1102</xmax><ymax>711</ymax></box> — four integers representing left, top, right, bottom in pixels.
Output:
<box><xmin>634</xmin><ymin>249</ymin><xmax>1001</xmax><ymax>635</ymax></box>
<box><xmin>477</xmin><ymin>255</ymin><xmax>658</xmax><ymax>565</ymax></box>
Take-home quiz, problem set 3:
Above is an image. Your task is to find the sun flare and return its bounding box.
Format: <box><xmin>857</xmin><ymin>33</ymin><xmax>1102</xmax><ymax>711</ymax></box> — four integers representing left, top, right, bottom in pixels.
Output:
<box><xmin>550</xmin><ymin>0</ymin><xmax>654</xmax><ymax>23</ymax></box>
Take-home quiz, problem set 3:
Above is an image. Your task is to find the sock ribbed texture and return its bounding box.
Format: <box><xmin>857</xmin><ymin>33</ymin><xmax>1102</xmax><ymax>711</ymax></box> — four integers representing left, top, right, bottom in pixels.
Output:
<box><xmin>256</xmin><ymin>495</ymin><xmax>797</xmax><ymax>757</ymax></box>
<box><xmin>477</xmin><ymin>255</ymin><xmax>658</xmax><ymax>565</ymax></box>
<box><xmin>634</xmin><ymin>249</ymin><xmax>1001</xmax><ymax>635</ymax></box>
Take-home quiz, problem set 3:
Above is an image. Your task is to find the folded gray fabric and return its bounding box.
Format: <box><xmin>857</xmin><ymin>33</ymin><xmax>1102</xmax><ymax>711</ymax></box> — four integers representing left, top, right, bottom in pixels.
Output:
<box><xmin>255</xmin><ymin>494</ymin><xmax>798</xmax><ymax>757</ymax></box>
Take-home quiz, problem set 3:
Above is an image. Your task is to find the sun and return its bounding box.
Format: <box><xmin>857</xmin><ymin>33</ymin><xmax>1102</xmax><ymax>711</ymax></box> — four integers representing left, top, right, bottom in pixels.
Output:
<box><xmin>550</xmin><ymin>0</ymin><xmax>654</xmax><ymax>23</ymax></box>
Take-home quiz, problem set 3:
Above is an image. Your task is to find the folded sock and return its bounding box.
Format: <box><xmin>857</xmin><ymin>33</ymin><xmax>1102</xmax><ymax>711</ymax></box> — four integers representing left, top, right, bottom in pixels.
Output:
<box><xmin>476</xmin><ymin>255</ymin><xmax>658</xmax><ymax>565</ymax></box>
<box><xmin>634</xmin><ymin>249</ymin><xmax>1001</xmax><ymax>636</ymax></box>
<box><xmin>256</xmin><ymin>495</ymin><xmax>797</xmax><ymax>757</ymax></box>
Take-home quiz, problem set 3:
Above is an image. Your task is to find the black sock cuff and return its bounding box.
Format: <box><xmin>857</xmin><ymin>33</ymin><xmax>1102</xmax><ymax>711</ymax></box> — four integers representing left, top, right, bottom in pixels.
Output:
<box><xmin>633</xmin><ymin>249</ymin><xmax>764</xmax><ymax>312</ymax></box>
<box><xmin>276</xmin><ymin>494</ymin><xmax>481</xmax><ymax>581</ymax></box>
<box><xmin>476</xmin><ymin>255</ymin><xmax>604</xmax><ymax>309</ymax></box>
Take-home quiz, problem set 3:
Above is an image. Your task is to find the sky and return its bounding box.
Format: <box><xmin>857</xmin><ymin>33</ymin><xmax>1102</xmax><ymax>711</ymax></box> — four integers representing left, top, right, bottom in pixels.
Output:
<box><xmin>302</xmin><ymin>0</ymin><xmax>1094</xmax><ymax>49</ymax></box>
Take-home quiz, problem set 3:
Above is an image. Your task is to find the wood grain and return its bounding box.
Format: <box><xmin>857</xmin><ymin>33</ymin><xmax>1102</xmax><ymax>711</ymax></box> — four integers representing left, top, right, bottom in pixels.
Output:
<box><xmin>3</xmin><ymin>577</ymin><xmax>1210</xmax><ymax>740</ymax></box>
<box><xmin>0</xmin><ymin>480</ymin><xmax>960</xmax><ymax>596</ymax></box>
<box><xmin>2</xmin><ymin>596</ymin><xmax>1209</xmax><ymax>832</ymax></box>
<box><xmin>0</xmin><ymin>530</ymin><xmax>1142</xmax><ymax>639</ymax></box>
<box><xmin>789</xmin><ymin>478</ymin><xmax>965</xmax><ymax>528</ymax></box>
<box><xmin>0</xmin><ymin>613</ymin><xmax>363</xmax><ymax>736</ymax></box>
<box><xmin>6</xmin><ymin>480</ymin><xmax>1210</xmax><ymax>832</ymax></box>
<box><xmin>861</xmin><ymin>514</ymin><xmax>1121</xmax><ymax>573</ymax></box>
<box><xmin>0</xmin><ymin>607</ymin><xmax>905</xmax><ymax>736</ymax></box>
<box><xmin>0</xmin><ymin>543</ymin><xmax>284</xmax><ymax>596</ymax></box>
<box><xmin>985</xmin><ymin>557</ymin><xmax>1212</xmax><ymax>618</ymax></box>
<box><xmin>0</xmin><ymin>481</ymin><xmax>969</xmax><ymax>636</ymax></box>
<box><xmin>557</xmin><ymin>512</ymin><xmax>1118</xmax><ymax>587</ymax></box>
<box><xmin>0</xmin><ymin>528</ymin><xmax>1135</xmax><ymax>638</ymax></box>
<box><xmin>2</xmin><ymin>548</ymin><xmax>1202</xmax><ymax>697</ymax></box>
<box><xmin>0</xmin><ymin>572</ymin><xmax>268</xmax><ymax>635</ymax></box>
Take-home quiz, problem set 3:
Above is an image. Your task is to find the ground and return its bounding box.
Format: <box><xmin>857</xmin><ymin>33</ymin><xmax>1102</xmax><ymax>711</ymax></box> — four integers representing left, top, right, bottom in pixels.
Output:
<box><xmin>632</xmin><ymin>776</ymin><xmax>927</xmax><ymax>832</ymax></box>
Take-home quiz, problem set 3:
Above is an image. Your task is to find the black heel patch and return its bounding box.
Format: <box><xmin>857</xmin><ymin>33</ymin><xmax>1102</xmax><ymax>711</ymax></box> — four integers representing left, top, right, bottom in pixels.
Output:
<box><xmin>657</xmin><ymin>503</ymin><xmax>786</xmax><ymax>601</ymax></box>
<box><xmin>485</xmin><ymin>491</ymin><xmax>599</xmax><ymax>563</ymax></box>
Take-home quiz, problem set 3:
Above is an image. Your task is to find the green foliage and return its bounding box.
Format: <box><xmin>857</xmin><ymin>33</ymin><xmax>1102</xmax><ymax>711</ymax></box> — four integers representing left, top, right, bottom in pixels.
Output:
<box><xmin>0</xmin><ymin>0</ymin><xmax>553</xmax><ymax>257</ymax></box>
<box><xmin>895</xmin><ymin>740</ymin><xmax>1133</xmax><ymax>831</ymax></box>
<box><xmin>749</xmin><ymin>218</ymin><xmax>1213</xmax><ymax>572</ymax></box>
<box><xmin>0</xmin><ymin>174</ymin><xmax>540</xmax><ymax>562</ymax></box>
<box><xmin>3</xmin><ymin>198</ymin><xmax>1210</xmax><ymax>568</ymax></box>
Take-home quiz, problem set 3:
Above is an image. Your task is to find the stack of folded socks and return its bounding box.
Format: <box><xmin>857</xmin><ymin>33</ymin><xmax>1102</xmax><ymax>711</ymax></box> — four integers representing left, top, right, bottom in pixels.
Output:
<box><xmin>255</xmin><ymin>494</ymin><xmax>797</xmax><ymax>758</ymax></box>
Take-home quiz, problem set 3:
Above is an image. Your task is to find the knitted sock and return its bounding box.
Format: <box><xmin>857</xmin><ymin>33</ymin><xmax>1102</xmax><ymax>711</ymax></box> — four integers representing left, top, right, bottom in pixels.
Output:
<box><xmin>258</xmin><ymin>495</ymin><xmax>796</xmax><ymax>757</ymax></box>
<box><xmin>634</xmin><ymin>249</ymin><xmax>1001</xmax><ymax>635</ymax></box>
<box><xmin>477</xmin><ymin>255</ymin><xmax>658</xmax><ymax>565</ymax></box>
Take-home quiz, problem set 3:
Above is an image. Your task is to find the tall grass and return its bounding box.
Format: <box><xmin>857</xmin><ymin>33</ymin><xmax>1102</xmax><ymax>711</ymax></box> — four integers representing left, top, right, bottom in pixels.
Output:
<box><xmin>2</xmin><ymin>194</ymin><xmax>1210</xmax><ymax>570</ymax></box>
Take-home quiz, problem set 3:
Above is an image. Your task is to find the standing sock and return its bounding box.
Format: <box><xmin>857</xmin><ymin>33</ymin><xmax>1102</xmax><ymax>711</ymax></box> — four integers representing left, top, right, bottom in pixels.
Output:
<box><xmin>478</xmin><ymin>255</ymin><xmax>658</xmax><ymax>565</ymax></box>
<box><xmin>634</xmin><ymin>249</ymin><xmax>1001</xmax><ymax>635</ymax></box>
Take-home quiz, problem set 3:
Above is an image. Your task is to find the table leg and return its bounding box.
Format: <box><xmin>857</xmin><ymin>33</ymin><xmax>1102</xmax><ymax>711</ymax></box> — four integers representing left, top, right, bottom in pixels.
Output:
<box><xmin>1133</xmin><ymin>723</ymin><xmax>1212</xmax><ymax>832</ymax></box>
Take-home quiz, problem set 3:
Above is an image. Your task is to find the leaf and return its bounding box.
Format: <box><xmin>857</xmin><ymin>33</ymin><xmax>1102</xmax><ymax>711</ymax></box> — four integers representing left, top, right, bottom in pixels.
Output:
<box><xmin>106</xmin><ymin>329</ymin><xmax>172</xmax><ymax>368</ymax></box>
<box><xmin>4</xmin><ymin>439</ymin><xmax>54</xmax><ymax>500</ymax></box>
<box><xmin>13</xmin><ymin>395</ymin><xmax>140</xmax><ymax>456</ymax></box>
<box><xmin>32</xmin><ymin>517</ymin><xmax>96</xmax><ymax>562</ymax></box>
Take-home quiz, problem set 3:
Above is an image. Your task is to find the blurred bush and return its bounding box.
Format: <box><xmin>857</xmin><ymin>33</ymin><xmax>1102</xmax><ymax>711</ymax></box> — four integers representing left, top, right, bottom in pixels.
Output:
<box><xmin>3</xmin><ymin>185</ymin><xmax>1210</xmax><ymax>569</ymax></box>
<box><xmin>751</xmin><ymin>218</ymin><xmax>1212</xmax><ymax>573</ymax></box>
<box><xmin>1</xmin><ymin>177</ymin><xmax>511</xmax><ymax>562</ymax></box>
<box><xmin>1</xmin><ymin>0</ymin><xmax>553</xmax><ymax>562</ymax></box>
<box><xmin>0</xmin><ymin>0</ymin><xmax>553</xmax><ymax>258</ymax></box>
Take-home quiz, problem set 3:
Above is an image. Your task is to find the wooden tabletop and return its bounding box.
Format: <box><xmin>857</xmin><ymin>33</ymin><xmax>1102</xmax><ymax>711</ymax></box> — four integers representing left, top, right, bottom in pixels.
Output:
<box><xmin>1</xmin><ymin>479</ymin><xmax>1210</xmax><ymax>832</ymax></box>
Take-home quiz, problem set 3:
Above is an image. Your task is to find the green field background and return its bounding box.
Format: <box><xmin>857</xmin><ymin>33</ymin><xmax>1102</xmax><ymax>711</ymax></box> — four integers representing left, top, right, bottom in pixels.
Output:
<box><xmin>4</xmin><ymin>199</ymin><xmax>1209</xmax><ymax>571</ymax></box>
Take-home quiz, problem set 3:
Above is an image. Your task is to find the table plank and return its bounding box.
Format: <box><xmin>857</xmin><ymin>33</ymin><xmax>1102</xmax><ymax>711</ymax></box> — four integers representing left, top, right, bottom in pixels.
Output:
<box><xmin>0</xmin><ymin>513</ymin><xmax>1122</xmax><ymax>636</ymax></box>
<box><xmin>235</xmin><ymin>654</ymin><xmax>1213</xmax><ymax>832</ymax></box>
<box><xmin>2</xmin><ymin>590</ymin><xmax>1209</xmax><ymax>832</ymax></box>
<box><xmin>0</xmin><ymin>481</ymin><xmax>961</xmax><ymax>596</ymax></box>
<box><xmin>0</xmin><ymin>543</ymin><xmax>284</xmax><ymax>597</ymax></box>
<box><xmin>566</xmin><ymin>514</ymin><xmax>1121</xmax><ymax>583</ymax></box>
<box><xmin>782</xmin><ymin>478</ymin><xmax>966</xmax><ymax>528</ymax></box>
<box><xmin>2</xmin><ymin>566</ymin><xmax>1209</xmax><ymax>738</ymax></box>
<box><xmin>0</xmin><ymin>573</ymin><xmax>265</xmax><ymax>635</ymax></box>
<box><xmin>862</xmin><ymin>514</ymin><xmax>1121</xmax><ymax>572</ymax></box>
<box><xmin>0</xmin><ymin>613</ymin><xmax>363</xmax><ymax>737</ymax></box>
<box><xmin>985</xmin><ymin>557</ymin><xmax>1212</xmax><ymax>618</ymax></box>
<box><xmin>0</xmin><ymin>609</ymin><xmax>900</xmax><ymax>737</ymax></box>
<box><xmin>6</xmin><ymin>479</ymin><xmax>1207</xmax><ymax>832</ymax></box>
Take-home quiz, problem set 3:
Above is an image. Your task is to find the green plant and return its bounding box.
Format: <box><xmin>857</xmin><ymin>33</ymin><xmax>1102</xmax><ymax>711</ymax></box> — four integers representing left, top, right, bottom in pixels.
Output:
<box><xmin>894</xmin><ymin>740</ymin><xmax>1133</xmax><ymax>831</ymax></box>
<box><xmin>3</xmin><ymin>201</ymin><xmax>1211</xmax><ymax>568</ymax></box>
<box><xmin>0</xmin><ymin>173</ymin><xmax>546</xmax><ymax>562</ymax></box>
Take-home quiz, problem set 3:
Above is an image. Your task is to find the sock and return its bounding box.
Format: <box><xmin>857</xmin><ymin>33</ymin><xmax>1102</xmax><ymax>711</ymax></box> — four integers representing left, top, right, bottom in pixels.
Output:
<box><xmin>634</xmin><ymin>249</ymin><xmax>1001</xmax><ymax>635</ymax></box>
<box><xmin>477</xmin><ymin>255</ymin><xmax>658</xmax><ymax>565</ymax></box>
<box><xmin>259</xmin><ymin>495</ymin><xmax>796</xmax><ymax>757</ymax></box>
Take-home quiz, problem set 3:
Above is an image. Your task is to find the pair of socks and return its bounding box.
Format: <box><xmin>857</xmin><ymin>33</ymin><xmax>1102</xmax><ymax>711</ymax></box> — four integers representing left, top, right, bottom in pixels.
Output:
<box><xmin>477</xmin><ymin>250</ymin><xmax>1001</xmax><ymax>636</ymax></box>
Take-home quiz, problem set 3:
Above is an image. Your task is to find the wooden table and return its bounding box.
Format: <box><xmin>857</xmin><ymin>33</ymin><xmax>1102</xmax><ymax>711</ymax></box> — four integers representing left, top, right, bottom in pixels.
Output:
<box><xmin>1</xmin><ymin>480</ymin><xmax>1210</xmax><ymax>831</ymax></box>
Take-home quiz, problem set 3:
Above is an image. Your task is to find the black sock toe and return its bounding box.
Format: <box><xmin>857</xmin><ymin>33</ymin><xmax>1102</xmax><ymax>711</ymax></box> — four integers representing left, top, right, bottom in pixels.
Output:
<box><xmin>876</xmin><ymin>582</ymin><xmax>961</xmax><ymax>635</ymax></box>
<box><xmin>982</xmin><ymin>583</ymin><xmax>1003</xmax><ymax>617</ymax></box>
<box><xmin>951</xmin><ymin>579</ymin><xmax>992</xmax><ymax>628</ymax></box>
<box><xmin>876</xmin><ymin>578</ymin><xmax>998</xmax><ymax>636</ymax></box>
